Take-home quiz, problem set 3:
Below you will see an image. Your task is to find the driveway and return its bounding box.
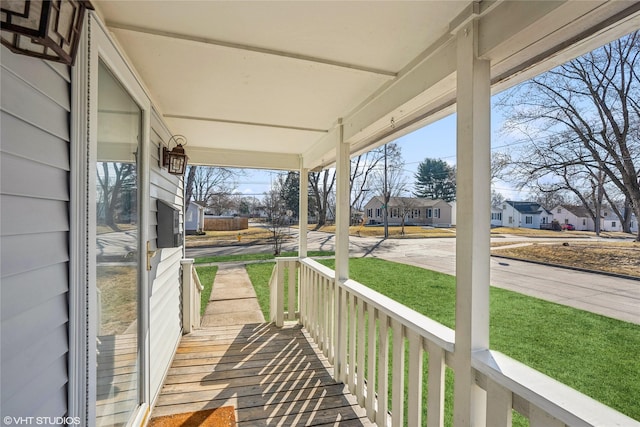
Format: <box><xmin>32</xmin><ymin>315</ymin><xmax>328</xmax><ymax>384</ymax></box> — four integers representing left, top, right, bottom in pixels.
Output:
<box><xmin>187</xmin><ymin>230</ymin><xmax>640</xmax><ymax>325</ymax></box>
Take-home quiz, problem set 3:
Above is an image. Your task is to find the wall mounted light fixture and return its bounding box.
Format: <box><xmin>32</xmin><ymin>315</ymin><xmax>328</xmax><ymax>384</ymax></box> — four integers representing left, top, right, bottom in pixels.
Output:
<box><xmin>1</xmin><ymin>0</ymin><xmax>93</xmax><ymax>66</ymax></box>
<box><xmin>161</xmin><ymin>135</ymin><xmax>188</xmax><ymax>175</ymax></box>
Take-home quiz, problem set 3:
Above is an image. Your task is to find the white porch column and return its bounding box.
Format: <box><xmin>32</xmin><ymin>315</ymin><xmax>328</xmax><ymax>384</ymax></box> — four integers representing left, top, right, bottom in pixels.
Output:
<box><xmin>334</xmin><ymin>119</ymin><xmax>350</xmax><ymax>382</ymax></box>
<box><xmin>299</xmin><ymin>165</ymin><xmax>309</xmax><ymax>258</ymax></box>
<box><xmin>454</xmin><ymin>20</ymin><xmax>491</xmax><ymax>427</ymax></box>
<box><xmin>335</xmin><ymin>119</ymin><xmax>350</xmax><ymax>282</ymax></box>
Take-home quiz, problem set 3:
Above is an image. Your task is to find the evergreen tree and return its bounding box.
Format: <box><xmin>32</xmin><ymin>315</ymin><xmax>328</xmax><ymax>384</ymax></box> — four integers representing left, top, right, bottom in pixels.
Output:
<box><xmin>414</xmin><ymin>158</ymin><xmax>456</xmax><ymax>201</ymax></box>
<box><xmin>279</xmin><ymin>171</ymin><xmax>300</xmax><ymax>216</ymax></box>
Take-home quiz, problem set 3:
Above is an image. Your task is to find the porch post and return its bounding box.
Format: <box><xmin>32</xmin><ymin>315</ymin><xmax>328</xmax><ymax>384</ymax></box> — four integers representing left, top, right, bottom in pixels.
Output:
<box><xmin>299</xmin><ymin>164</ymin><xmax>309</xmax><ymax>258</ymax></box>
<box><xmin>335</xmin><ymin>119</ymin><xmax>350</xmax><ymax>282</ymax></box>
<box><xmin>454</xmin><ymin>20</ymin><xmax>491</xmax><ymax>427</ymax></box>
<box><xmin>334</xmin><ymin>118</ymin><xmax>350</xmax><ymax>382</ymax></box>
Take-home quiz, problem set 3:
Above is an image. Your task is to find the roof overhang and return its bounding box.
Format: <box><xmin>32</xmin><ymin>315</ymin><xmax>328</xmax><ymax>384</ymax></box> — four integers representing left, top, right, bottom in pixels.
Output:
<box><xmin>93</xmin><ymin>0</ymin><xmax>640</xmax><ymax>171</ymax></box>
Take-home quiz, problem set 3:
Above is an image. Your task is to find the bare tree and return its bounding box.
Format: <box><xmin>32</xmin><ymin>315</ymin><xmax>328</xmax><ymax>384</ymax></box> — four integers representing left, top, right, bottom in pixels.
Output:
<box><xmin>369</xmin><ymin>143</ymin><xmax>406</xmax><ymax>238</ymax></box>
<box><xmin>184</xmin><ymin>165</ymin><xmax>197</xmax><ymax>208</ymax></box>
<box><xmin>97</xmin><ymin>162</ymin><xmax>135</xmax><ymax>231</ymax></box>
<box><xmin>238</xmin><ymin>196</ymin><xmax>261</xmax><ymax>217</ymax></box>
<box><xmin>395</xmin><ymin>197</ymin><xmax>420</xmax><ymax>236</ymax></box>
<box><xmin>504</xmin><ymin>133</ymin><xmax>611</xmax><ymax>234</ymax></box>
<box><xmin>527</xmin><ymin>188</ymin><xmax>569</xmax><ymax>211</ymax></box>
<box><xmin>186</xmin><ymin>166</ymin><xmax>244</xmax><ymax>214</ymax></box>
<box><xmin>263</xmin><ymin>177</ymin><xmax>288</xmax><ymax>255</ymax></box>
<box><xmin>491</xmin><ymin>189</ymin><xmax>505</xmax><ymax>208</ymax></box>
<box><xmin>491</xmin><ymin>151</ymin><xmax>511</xmax><ymax>183</ymax></box>
<box><xmin>499</xmin><ymin>32</ymin><xmax>640</xmax><ymax>239</ymax></box>
<box><xmin>350</xmin><ymin>145</ymin><xmax>390</xmax><ymax>211</ymax></box>
<box><xmin>603</xmin><ymin>188</ymin><xmax>633</xmax><ymax>230</ymax></box>
<box><xmin>306</xmin><ymin>143</ymin><xmax>402</xmax><ymax>230</ymax></box>
<box><xmin>309</xmin><ymin>169</ymin><xmax>336</xmax><ymax>230</ymax></box>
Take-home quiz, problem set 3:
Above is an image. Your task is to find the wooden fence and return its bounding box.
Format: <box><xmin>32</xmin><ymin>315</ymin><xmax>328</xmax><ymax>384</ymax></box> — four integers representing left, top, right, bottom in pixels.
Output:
<box><xmin>203</xmin><ymin>216</ymin><xmax>248</xmax><ymax>231</ymax></box>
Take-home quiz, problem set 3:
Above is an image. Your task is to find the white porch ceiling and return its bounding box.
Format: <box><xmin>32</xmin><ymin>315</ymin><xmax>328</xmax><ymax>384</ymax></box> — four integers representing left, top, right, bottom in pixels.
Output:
<box><xmin>94</xmin><ymin>0</ymin><xmax>640</xmax><ymax>171</ymax></box>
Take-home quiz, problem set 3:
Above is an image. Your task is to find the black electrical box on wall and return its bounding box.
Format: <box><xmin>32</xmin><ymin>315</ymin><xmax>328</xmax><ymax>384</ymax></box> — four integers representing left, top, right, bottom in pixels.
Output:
<box><xmin>157</xmin><ymin>200</ymin><xmax>182</xmax><ymax>248</ymax></box>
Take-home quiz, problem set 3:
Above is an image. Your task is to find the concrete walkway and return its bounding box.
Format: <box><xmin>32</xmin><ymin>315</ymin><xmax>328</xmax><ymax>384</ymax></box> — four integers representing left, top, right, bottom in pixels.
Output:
<box><xmin>201</xmin><ymin>263</ymin><xmax>265</xmax><ymax>327</ymax></box>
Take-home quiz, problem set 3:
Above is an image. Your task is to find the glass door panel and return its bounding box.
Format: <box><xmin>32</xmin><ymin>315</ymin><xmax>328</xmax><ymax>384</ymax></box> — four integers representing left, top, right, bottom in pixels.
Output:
<box><xmin>95</xmin><ymin>60</ymin><xmax>142</xmax><ymax>427</ymax></box>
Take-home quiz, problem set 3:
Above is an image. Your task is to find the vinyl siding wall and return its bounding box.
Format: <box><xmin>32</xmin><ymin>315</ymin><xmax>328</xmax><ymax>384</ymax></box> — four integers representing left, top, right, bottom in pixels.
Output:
<box><xmin>148</xmin><ymin>109</ymin><xmax>184</xmax><ymax>406</ymax></box>
<box><xmin>1</xmin><ymin>46</ymin><xmax>71</xmax><ymax>420</ymax></box>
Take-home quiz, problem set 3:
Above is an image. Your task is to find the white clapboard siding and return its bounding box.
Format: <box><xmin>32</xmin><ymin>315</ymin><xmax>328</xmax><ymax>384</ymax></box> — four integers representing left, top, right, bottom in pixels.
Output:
<box><xmin>0</xmin><ymin>46</ymin><xmax>71</xmax><ymax>419</ymax></box>
<box><xmin>148</xmin><ymin>110</ymin><xmax>184</xmax><ymax>406</ymax></box>
<box><xmin>1</xmin><ymin>112</ymin><xmax>70</xmax><ymax>170</ymax></box>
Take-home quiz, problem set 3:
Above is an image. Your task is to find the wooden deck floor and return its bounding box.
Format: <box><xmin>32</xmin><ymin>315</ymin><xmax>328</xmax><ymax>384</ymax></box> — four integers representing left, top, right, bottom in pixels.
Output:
<box><xmin>152</xmin><ymin>323</ymin><xmax>374</xmax><ymax>426</ymax></box>
<box><xmin>96</xmin><ymin>333</ymin><xmax>138</xmax><ymax>427</ymax></box>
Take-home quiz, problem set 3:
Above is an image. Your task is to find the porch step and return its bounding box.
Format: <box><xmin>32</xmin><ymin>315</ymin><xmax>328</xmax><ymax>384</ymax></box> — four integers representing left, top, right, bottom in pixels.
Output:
<box><xmin>152</xmin><ymin>323</ymin><xmax>374</xmax><ymax>426</ymax></box>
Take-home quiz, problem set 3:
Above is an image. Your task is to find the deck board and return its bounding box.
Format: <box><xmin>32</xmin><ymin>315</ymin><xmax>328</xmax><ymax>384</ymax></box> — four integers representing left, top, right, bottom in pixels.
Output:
<box><xmin>96</xmin><ymin>333</ymin><xmax>138</xmax><ymax>426</ymax></box>
<box><xmin>152</xmin><ymin>323</ymin><xmax>375</xmax><ymax>426</ymax></box>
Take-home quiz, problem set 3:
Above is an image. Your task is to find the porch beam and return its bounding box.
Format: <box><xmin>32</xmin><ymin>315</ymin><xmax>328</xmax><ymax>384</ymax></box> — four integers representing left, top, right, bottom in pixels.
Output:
<box><xmin>107</xmin><ymin>22</ymin><xmax>397</xmax><ymax>78</ymax></box>
<box><xmin>342</xmin><ymin>35</ymin><xmax>457</xmax><ymax>146</ymax></box>
<box><xmin>186</xmin><ymin>146</ymin><xmax>300</xmax><ymax>170</ymax></box>
<box><xmin>164</xmin><ymin>113</ymin><xmax>328</xmax><ymax>134</ymax></box>
<box><xmin>454</xmin><ymin>19</ymin><xmax>491</xmax><ymax>427</ymax></box>
<box><xmin>301</xmin><ymin>126</ymin><xmax>338</xmax><ymax>170</ymax></box>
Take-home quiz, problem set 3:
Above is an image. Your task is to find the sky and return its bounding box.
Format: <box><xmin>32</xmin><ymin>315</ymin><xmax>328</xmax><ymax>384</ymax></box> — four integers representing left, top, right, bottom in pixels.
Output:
<box><xmin>235</xmin><ymin>98</ymin><xmax>524</xmax><ymax>200</ymax></box>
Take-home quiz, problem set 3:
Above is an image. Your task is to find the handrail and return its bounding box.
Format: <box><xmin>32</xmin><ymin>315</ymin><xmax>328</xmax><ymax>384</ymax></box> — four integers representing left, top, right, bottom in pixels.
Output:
<box><xmin>192</xmin><ymin>265</ymin><xmax>204</xmax><ymax>291</ymax></box>
<box><xmin>273</xmin><ymin>256</ymin><xmax>640</xmax><ymax>427</ymax></box>
<box><xmin>180</xmin><ymin>259</ymin><xmax>202</xmax><ymax>333</ymax></box>
<box><xmin>299</xmin><ymin>257</ymin><xmax>454</xmax><ymax>426</ymax></box>
<box><xmin>301</xmin><ymin>257</ymin><xmax>335</xmax><ymax>280</ymax></box>
<box><xmin>191</xmin><ymin>264</ymin><xmax>203</xmax><ymax>328</ymax></box>
<box><xmin>473</xmin><ymin>349</ymin><xmax>640</xmax><ymax>426</ymax></box>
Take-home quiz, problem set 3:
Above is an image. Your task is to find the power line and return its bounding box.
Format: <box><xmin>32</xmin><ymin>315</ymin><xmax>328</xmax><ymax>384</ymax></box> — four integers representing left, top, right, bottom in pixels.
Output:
<box><xmin>400</xmin><ymin>122</ymin><xmax>633</xmax><ymax>165</ymax></box>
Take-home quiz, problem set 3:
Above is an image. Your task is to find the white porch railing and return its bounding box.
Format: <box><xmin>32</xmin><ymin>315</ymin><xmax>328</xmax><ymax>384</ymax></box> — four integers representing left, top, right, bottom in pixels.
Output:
<box><xmin>269</xmin><ymin>257</ymin><xmax>300</xmax><ymax>327</ymax></box>
<box><xmin>181</xmin><ymin>259</ymin><xmax>204</xmax><ymax>333</ymax></box>
<box><xmin>270</xmin><ymin>257</ymin><xmax>639</xmax><ymax>427</ymax></box>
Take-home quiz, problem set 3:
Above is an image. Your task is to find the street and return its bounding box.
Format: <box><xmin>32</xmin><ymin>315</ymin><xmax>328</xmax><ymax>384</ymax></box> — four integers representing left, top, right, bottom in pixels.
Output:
<box><xmin>186</xmin><ymin>229</ymin><xmax>640</xmax><ymax>325</ymax></box>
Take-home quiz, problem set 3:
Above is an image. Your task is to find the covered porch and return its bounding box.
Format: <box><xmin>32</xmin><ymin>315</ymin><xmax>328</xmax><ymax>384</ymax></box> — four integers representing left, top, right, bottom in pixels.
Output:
<box><xmin>170</xmin><ymin>255</ymin><xmax>638</xmax><ymax>426</ymax></box>
<box><xmin>114</xmin><ymin>0</ymin><xmax>640</xmax><ymax>425</ymax></box>
<box><xmin>3</xmin><ymin>1</ymin><xmax>640</xmax><ymax>425</ymax></box>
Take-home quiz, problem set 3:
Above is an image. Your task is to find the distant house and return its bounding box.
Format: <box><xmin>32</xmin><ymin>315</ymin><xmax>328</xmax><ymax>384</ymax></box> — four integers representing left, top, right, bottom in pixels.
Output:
<box><xmin>602</xmin><ymin>207</ymin><xmax>639</xmax><ymax>233</ymax></box>
<box><xmin>603</xmin><ymin>216</ymin><xmax>621</xmax><ymax>232</ymax></box>
<box><xmin>252</xmin><ymin>205</ymin><xmax>269</xmax><ymax>219</ymax></box>
<box><xmin>551</xmin><ymin>205</ymin><xmax>597</xmax><ymax>231</ymax></box>
<box><xmin>602</xmin><ymin>207</ymin><xmax>621</xmax><ymax>232</ymax></box>
<box><xmin>185</xmin><ymin>201</ymin><xmax>206</xmax><ymax>234</ymax></box>
<box><xmin>502</xmin><ymin>201</ymin><xmax>552</xmax><ymax>229</ymax></box>
<box><xmin>491</xmin><ymin>207</ymin><xmax>504</xmax><ymax>227</ymax></box>
<box><xmin>363</xmin><ymin>196</ymin><xmax>453</xmax><ymax>227</ymax></box>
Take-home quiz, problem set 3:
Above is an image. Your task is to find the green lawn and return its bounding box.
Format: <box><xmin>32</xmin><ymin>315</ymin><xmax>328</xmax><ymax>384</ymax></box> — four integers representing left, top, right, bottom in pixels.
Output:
<box><xmin>246</xmin><ymin>263</ymin><xmax>272</xmax><ymax>320</ymax></box>
<box><xmin>194</xmin><ymin>265</ymin><xmax>217</xmax><ymax>316</ymax></box>
<box><xmin>245</xmin><ymin>257</ymin><xmax>640</xmax><ymax>424</ymax></box>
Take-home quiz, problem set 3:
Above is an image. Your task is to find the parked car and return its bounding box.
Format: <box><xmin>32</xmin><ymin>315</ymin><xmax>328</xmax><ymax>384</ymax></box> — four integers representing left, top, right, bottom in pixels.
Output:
<box><xmin>561</xmin><ymin>223</ymin><xmax>575</xmax><ymax>230</ymax></box>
